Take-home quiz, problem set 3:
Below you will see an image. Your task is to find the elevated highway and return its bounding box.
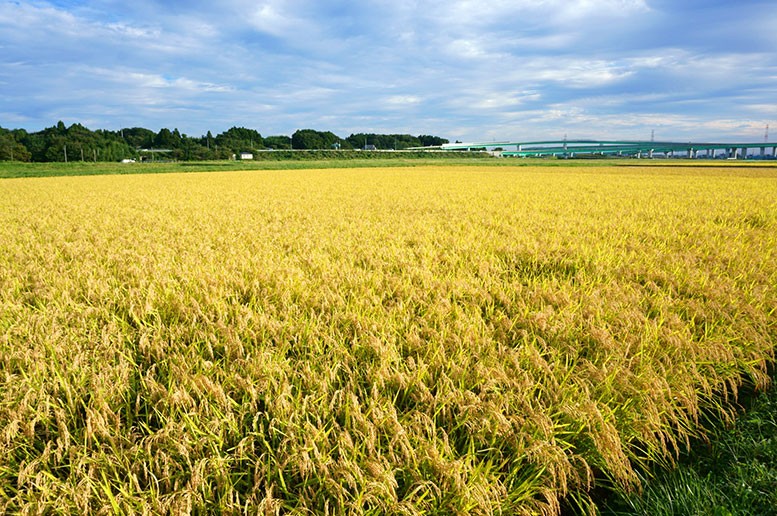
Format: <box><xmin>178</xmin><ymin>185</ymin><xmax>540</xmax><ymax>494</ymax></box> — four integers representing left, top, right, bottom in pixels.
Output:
<box><xmin>426</xmin><ymin>140</ymin><xmax>777</xmax><ymax>159</ymax></box>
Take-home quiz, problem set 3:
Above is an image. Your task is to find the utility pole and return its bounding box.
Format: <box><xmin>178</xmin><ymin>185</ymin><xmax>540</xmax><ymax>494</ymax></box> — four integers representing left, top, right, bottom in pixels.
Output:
<box><xmin>651</xmin><ymin>129</ymin><xmax>655</xmax><ymax>142</ymax></box>
<box><xmin>765</xmin><ymin>124</ymin><xmax>769</xmax><ymax>143</ymax></box>
<box><xmin>64</xmin><ymin>144</ymin><xmax>67</xmax><ymax>163</ymax></box>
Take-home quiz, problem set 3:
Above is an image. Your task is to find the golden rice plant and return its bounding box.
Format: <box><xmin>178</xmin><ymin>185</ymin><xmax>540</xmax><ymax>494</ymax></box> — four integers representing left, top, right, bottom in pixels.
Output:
<box><xmin>0</xmin><ymin>165</ymin><xmax>775</xmax><ymax>514</ymax></box>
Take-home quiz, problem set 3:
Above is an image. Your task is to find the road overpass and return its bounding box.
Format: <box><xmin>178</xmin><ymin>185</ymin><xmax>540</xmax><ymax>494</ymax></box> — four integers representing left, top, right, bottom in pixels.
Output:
<box><xmin>426</xmin><ymin>140</ymin><xmax>777</xmax><ymax>159</ymax></box>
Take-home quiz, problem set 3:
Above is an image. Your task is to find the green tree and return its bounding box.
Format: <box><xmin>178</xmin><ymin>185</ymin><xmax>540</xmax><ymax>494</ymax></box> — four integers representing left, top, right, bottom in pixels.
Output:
<box><xmin>121</xmin><ymin>127</ymin><xmax>155</xmax><ymax>149</ymax></box>
<box><xmin>292</xmin><ymin>129</ymin><xmax>323</xmax><ymax>149</ymax></box>
<box><xmin>0</xmin><ymin>129</ymin><xmax>31</xmax><ymax>161</ymax></box>
<box><xmin>263</xmin><ymin>135</ymin><xmax>292</xmax><ymax>150</ymax></box>
<box><xmin>44</xmin><ymin>135</ymin><xmax>69</xmax><ymax>162</ymax></box>
<box><xmin>99</xmin><ymin>140</ymin><xmax>135</xmax><ymax>161</ymax></box>
<box><xmin>20</xmin><ymin>131</ymin><xmax>47</xmax><ymax>161</ymax></box>
<box><xmin>154</xmin><ymin>128</ymin><xmax>180</xmax><ymax>149</ymax></box>
<box><xmin>93</xmin><ymin>129</ymin><xmax>136</xmax><ymax>161</ymax></box>
<box><xmin>418</xmin><ymin>135</ymin><xmax>449</xmax><ymax>147</ymax></box>
<box><xmin>64</xmin><ymin>123</ymin><xmax>100</xmax><ymax>161</ymax></box>
<box><xmin>0</xmin><ymin>123</ymin><xmax>450</xmax><ymax>161</ymax></box>
<box><xmin>199</xmin><ymin>131</ymin><xmax>215</xmax><ymax>155</ymax></box>
<box><xmin>215</xmin><ymin>127</ymin><xmax>263</xmax><ymax>154</ymax></box>
<box><xmin>292</xmin><ymin>129</ymin><xmax>342</xmax><ymax>149</ymax></box>
<box><xmin>346</xmin><ymin>133</ymin><xmax>422</xmax><ymax>150</ymax></box>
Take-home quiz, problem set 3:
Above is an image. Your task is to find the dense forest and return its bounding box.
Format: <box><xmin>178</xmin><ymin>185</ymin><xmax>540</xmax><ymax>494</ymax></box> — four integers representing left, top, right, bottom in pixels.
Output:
<box><xmin>0</xmin><ymin>122</ymin><xmax>449</xmax><ymax>162</ymax></box>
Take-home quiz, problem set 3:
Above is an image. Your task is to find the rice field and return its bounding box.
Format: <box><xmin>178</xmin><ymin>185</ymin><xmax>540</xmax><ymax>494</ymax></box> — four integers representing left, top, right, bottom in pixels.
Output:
<box><xmin>1</xmin><ymin>164</ymin><xmax>775</xmax><ymax>514</ymax></box>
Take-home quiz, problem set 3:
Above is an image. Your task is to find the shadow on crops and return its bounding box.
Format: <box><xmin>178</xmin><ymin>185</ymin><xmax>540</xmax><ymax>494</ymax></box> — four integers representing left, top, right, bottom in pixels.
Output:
<box><xmin>496</xmin><ymin>252</ymin><xmax>583</xmax><ymax>284</ymax></box>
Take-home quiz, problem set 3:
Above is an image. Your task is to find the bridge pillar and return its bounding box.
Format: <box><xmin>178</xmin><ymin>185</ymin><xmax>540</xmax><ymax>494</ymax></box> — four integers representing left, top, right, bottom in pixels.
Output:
<box><xmin>761</xmin><ymin>147</ymin><xmax>765</xmax><ymax>157</ymax></box>
<box><xmin>649</xmin><ymin>149</ymin><xmax>654</xmax><ymax>158</ymax></box>
<box><xmin>741</xmin><ymin>147</ymin><xmax>748</xmax><ymax>159</ymax></box>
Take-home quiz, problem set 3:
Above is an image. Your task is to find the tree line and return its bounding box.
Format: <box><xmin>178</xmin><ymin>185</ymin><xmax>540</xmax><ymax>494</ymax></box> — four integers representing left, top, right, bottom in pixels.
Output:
<box><xmin>0</xmin><ymin>122</ymin><xmax>449</xmax><ymax>162</ymax></box>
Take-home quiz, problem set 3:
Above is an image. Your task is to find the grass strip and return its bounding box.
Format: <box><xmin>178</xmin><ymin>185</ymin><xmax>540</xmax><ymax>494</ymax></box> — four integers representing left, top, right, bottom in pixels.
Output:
<box><xmin>600</xmin><ymin>381</ymin><xmax>777</xmax><ymax>515</ymax></box>
<box><xmin>3</xmin><ymin>157</ymin><xmax>776</xmax><ymax>179</ymax></box>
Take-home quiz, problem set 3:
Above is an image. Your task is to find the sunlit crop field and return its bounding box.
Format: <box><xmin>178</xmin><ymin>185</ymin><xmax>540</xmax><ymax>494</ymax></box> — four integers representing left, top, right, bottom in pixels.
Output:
<box><xmin>1</xmin><ymin>165</ymin><xmax>775</xmax><ymax>514</ymax></box>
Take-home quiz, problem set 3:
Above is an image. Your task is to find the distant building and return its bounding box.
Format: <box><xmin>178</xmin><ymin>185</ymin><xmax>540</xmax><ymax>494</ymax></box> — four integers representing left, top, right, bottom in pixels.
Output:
<box><xmin>363</xmin><ymin>144</ymin><xmax>377</xmax><ymax>151</ymax></box>
<box><xmin>239</xmin><ymin>152</ymin><xmax>254</xmax><ymax>160</ymax></box>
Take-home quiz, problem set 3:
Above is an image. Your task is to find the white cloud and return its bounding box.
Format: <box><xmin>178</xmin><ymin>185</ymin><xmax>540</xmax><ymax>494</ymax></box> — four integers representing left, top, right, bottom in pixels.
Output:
<box><xmin>78</xmin><ymin>67</ymin><xmax>234</xmax><ymax>94</ymax></box>
<box><xmin>105</xmin><ymin>22</ymin><xmax>161</xmax><ymax>39</ymax></box>
<box><xmin>384</xmin><ymin>95</ymin><xmax>422</xmax><ymax>106</ymax></box>
<box><xmin>446</xmin><ymin>39</ymin><xmax>487</xmax><ymax>60</ymax></box>
<box><xmin>1</xmin><ymin>0</ymin><xmax>775</xmax><ymax>141</ymax></box>
<box><xmin>531</xmin><ymin>61</ymin><xmax>635</xmax><ymax>88</ymax></box>
<box><xmin>745</xmin><ymin>104</ymin><xmax>777</xmax><ymax>116</ymax></box>
<box><xmin>247</xmin><ymin>1</ymin><xmax>309</xmax><ymax>38</ymax></box>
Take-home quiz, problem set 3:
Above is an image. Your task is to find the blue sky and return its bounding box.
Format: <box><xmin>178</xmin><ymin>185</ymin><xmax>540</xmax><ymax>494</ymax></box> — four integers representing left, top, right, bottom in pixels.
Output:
<box><xmin>1</xmin><ymin>0</ymin><xmax>776</xmax><ymax>142</ymax></box>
